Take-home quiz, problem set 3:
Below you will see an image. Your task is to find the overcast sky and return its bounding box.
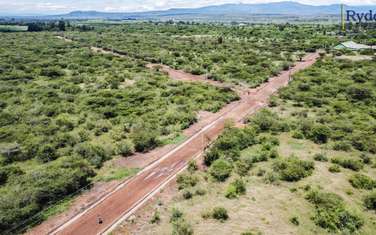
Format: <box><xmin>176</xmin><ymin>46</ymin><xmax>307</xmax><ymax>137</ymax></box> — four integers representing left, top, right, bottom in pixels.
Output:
<box><xmin>1</xmin><ymin>0</ymin><xmax>376</xmax><ymax>15</ymax></box>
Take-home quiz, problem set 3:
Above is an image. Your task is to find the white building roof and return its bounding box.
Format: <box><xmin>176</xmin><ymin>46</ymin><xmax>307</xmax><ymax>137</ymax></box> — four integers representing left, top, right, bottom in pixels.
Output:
<box><xmin>341</xmin><ymin>41</ymin><xmax>371</xmax><ymax>50</ymax></box>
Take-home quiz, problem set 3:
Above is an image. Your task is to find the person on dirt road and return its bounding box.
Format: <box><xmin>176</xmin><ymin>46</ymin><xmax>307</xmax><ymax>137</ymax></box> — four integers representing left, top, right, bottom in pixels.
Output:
<box><xmin>97</xmin><ymin>215</ymin><xmax>103</xmax><ymax>225</ymax></box>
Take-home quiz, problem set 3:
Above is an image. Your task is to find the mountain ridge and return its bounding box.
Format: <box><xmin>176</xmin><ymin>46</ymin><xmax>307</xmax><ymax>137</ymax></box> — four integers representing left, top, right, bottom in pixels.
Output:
<box><xmin>3</xmin><ymin>1</ymin><xmax>376</xmax><ymax>20</ymax></box>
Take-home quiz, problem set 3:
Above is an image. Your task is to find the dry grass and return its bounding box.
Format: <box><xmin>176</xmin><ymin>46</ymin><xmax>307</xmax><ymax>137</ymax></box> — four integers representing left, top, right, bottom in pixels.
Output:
<box><xmin>118</xmin><ymin>132</ymin><xmax>376</xmax><ymax>235</ymax></box>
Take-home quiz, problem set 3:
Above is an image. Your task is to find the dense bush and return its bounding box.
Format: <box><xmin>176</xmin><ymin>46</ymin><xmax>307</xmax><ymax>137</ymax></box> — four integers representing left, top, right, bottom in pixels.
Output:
<box><xmin>313</xmin><ymin>153</ymin><xmax>328</xmax><ymax>162</ymax></box>
<box><xmin>305</xmin><ymin>190</ymin><xmax>363</xmax><ymax>232</ymax></box>
<box><xmin>273</xmin><ymin>157</ymin><xmax>314</xmax><ymax>182</ymax></box>
<box><xmin>115</xmin><ymin>140</ymin><xmax>135</xmax><ymax>157</ymax></box>
<box><xmin>363</xmin><ymin>191</ymin><xmax>376</xmax><ymax>211</ymax></box>
<box><xmin>209</xmin><ymin>159</ymin><xmax>233</xmax><ymax>182</ymax></box>
<box><xmin>331</xmin><ymin>157</ymin><xmax>363</xmax><ymax>172</ymax></box>
<box><xmin>328</xmin><ymin>165</ymin><xmax>341</xmax><ymax>173</ymax></box>
<box><xmin>176</xmin><ymin>173</ymin><xmax>199</xmax><ymax>190</ymax></box>
<box><xmin>349</xmin><ymin>174</ymin><xmax>376</xmax><ymax>190</ymax></box>
<box><xmin>211</xmin><ymin>207</ymin><xmax>229</xmax><ymax>222</ymax></box>
<box><xmin>280</xmin><ymin>58</ymin><xmax>376</xmax><ymax>154</ymax></box>
<box><xmin>225</xmin><ymin>178</ymin><xmax>246</xmax><ymax>199</ymax></box>
<box><xmin>204</xmin><ymin>127</ymin><xmax>256</xmax><ymax>166</ymax></box>
<box><xmin>0</xmin><ymin>156</ymin><xmax>95</xmax><ymax>230</ymax></box>
<box><xmin>0</xmin><ymin>32</ymin><xmax>240</xmax><ymax>230</ymax></box>
<box><xmin>67</xmin><ymin>23</ymin><xmax>337</xmax><ymax>86</ymax></box>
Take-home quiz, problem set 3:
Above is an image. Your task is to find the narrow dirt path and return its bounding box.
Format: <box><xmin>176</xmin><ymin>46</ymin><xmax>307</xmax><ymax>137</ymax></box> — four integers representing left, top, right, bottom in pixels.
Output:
<box><xmin>56</xmin><ymin>35</ymin><xmax>245</xmax><ymax>94</ymax></box>
<box><xmin>30</xmin><ymin>47</ymin><xmax>319</xmax><ymax>235</ymax></box>
<box><xmin>146</xmin><ymin>63</ymin><xmax>236</xmax><ymax>89</ymax></box>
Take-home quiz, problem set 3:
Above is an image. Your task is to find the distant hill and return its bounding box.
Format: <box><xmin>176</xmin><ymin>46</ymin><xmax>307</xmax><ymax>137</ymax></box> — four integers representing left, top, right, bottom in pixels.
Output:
<box><xmin>6</xmin><ymin>1</ymin><xmax>376</xmax><ymax>21</ymax></box>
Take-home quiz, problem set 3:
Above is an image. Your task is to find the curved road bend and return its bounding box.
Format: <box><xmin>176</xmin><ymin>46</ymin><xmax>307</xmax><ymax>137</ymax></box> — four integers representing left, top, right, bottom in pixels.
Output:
<box><xmin>42</xmin><ymin>52</ymin><xmax>319</xmax><ymax>235</ymax></box>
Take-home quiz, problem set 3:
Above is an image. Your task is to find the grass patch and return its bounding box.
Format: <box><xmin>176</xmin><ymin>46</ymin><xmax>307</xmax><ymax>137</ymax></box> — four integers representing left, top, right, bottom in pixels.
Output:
<box><xmin>95</xmin><ymin>167</ymin><xmax>139</xmax><ymax>182</ymax></box>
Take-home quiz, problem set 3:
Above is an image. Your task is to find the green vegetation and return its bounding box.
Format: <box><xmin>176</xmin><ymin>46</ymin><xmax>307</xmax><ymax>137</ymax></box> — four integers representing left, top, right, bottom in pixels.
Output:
<box><xmin>328</xmin><ymin>164</ymin><xmax>341</xmax><ymax>173</ymax></box>
<box><xmin>209</xmin><ymin>159</ymin><xmax>233</xmax><ymax>182</ymax></box>
<box><xmin>1</xmin><ymin>22</ymin><xmax>375</xmax><ymax>234</ymax></box>
<box><xmin>211</xmin><ymin>207</ymin><xmax>229</xmax><ymax>222</ymax></box>
<box><xmin>272</xmin><ymin>156</ymin><xmax>314</xmax><ymax>182</ymax></box>
<box><xmin>0</xmin><ymin>156</ymin><xmax>94</xmax><ymax>231</ymax></box>
<box><xmin>349</xmin><ymin>174</ymin><xmax>376</xmax><ymax>190</ymax></box>
<box><xmin>331</xmin><ymin>157</ymin><xmax>364</xmax><ymax>172</ymax></box>
<box><xmin>0</xmin><ymin>25</ymin><xmax>28</xmax><ymax>32</ymax></box>
<box><xmin>225</xmin><ymin>178</ymin><xmax>246</xmax><ymax>199</ymax></box>
<box><xmin>0</xmin><ymin>32</ymin><xmax>236</xmax><ymax>231</ymax></box>
<box><xmin>176</xmin><ymin>173</ymin><xmax>199</xmax><ymax>190</ymax></box>
<box><xmin>313</xmin><ymin>153</ymin><xmax>328</xmax><ymax>162</ymax></box>
<box><xmin>363</xmin><ymin>191</ymin><xmax>376</xmax><ymax>211</ymax></box>
<box><xmin>170</xmin><ymin>209</ymin><xmax>193</xmax><ymax>235</ymax></box>
<box><xmin>306</xmin><ymin>190</ymin><xmax>363</xmax><ymax>233</ymax></box>
<box><xmin>280</xmin><ymin>58</ymin><xmax>376</xmax><ymax>154</ymax></box>
<box><xmin>141</xmin><ymin>54</ymin><xmax>376</xmax><ymax>234</ymax></box>
<box><xmin>66</xmin><ymin>23</ymin><xmax>337</xmax><ymax>87</ymax></box>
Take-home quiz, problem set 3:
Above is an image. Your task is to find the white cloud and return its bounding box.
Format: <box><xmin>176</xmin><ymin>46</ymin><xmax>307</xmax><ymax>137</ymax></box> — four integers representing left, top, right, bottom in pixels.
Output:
<box><xmin>0</xmin><ymin>0</ymin><xmax>375</xmax><ymax>14</ymax></box>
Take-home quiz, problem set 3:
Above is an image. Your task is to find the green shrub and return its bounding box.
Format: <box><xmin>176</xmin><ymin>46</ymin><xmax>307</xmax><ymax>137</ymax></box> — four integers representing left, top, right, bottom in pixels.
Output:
<box><xmin>290</xmin><ymin>216</ymin><xmax>300</xmax><ymax>226</ymax></box>
<box><xmin>249</xmin><ymin>109</ymin><xmax>281</xmax><ymax>132</ymax></box>
<box><xmin>331</xmin><ymin>158</ymin><xmax>363</xmax><ymax>172</ymax></box>
<box><xmin>36</xmin><ymin>144</ymin><xmax>58</xmax><ymax>163</ymax></box>
<box><xmin>292</xmin><ymin>131</ymin><xmax>304</xmax><ymax>139</ymax></box>
<box><xmin>225</xmin><ymin>178</ymin><xmax>246</xmax><ymax>199</ymax></box>
<box><xmin>359</xmin><ymin>153</ymin><xmax>372</xmax><ymax>165</ymax></box>
<box><xmin>176</xmin><ymin>173</ymin><xmax>199</xmax><ymax>190</ymax></box>
<box><xmin>305</xmin><ymin>190</ymin><xmax>363</xmax><ymax>232</ymax></box>
<box><xmin>170</xmin><ymin>208</ymin><xmax>183</xmax><ymax>223</ymax></box>
<box><xmin>328</xmin><ymin>165</ymin><xmax>341</xmax><ymax>173</ymax></box>
<box><xmin>273</xmin><ymin>156</ymin><xmax>314</xmax><ymax>182</ymax></box>
<box><xmin>313</xmin><ymin>153</ymin><xmax>328</xmax><ymax>162</ymax></box>
<box><xmin>212</xmin><ymin>207</ymin><xmax>229</xmax><ymax>222</ymax></box>
<box><xmin>235</xmin><ymin>159</ymin><xmax>252</xmax><ymax>176</ymax></box>
<box><xmin>115</xmin><ymin>140</ymin><xmax>135</xmax><ymax>157</ymax></box>
<box><xmin>150</xmin><ymin>210</ymin><xmax>160</xmax><ymax>224</ymax></box>
<box><xmin>187</xmin><ymin>160</ymin><xmax>198</xmax><ymax>173</ymax></box>
<box><xmin>250</xmin><ymin>151</ymin><xmax>269</xmax><ymax>163</ymax></box>
<box><xmin>131</xmin><ymin>129</ymin><xmax>160</xmax><ymax>153</ymax></box>
<box><xmin>182</xmin><ymin>190</ymin><xmax>193</xmax><ymax>200</ymax></box>
<box><xmin>209</xmin><ymin>159</ymin><xmax>232</xmax><ymax>182</ymax></box>
<box><xmin>172</xmin><ymin>218</ymin><xmax>193</xmax><ymax>235</ymax></box>
<box><xmin>333</xmin><ymin>141</ymin><xmax>352</xmax><ymax>152</ymax></box>
<box><xmin>195</xmin><ymin>188</ymin><xmax>206</xmax><ymax>196</ymax></box>
<box><xmin>363</xmin><ymin>191</ymin><xmax>376</xmax><ymax>211</ymax></box>
<box><xmin>349</xmin><ymin>174</ymin><xmax>376</xmax><ymax>190</ymax></box>
<box><xmin>263</xmin><ymin>172</ymin><xmax>279</xmax><ymax>184</ymax></box>
<box><xmin>310</xmin><ymin>124</ymin><xmax>331</xmax><ymax>144</ymax></box>
<box><xmin>269</xmin><ymin>149</ymin><xmax>279</xmax><ymax>159</ymax></box>
<box><xmin>0</xmin><ymin>156</ymin><xmax>95</xmax><ymax>230</ymax></box>
<box><xmin>0</xmin><ymin>166</ymin><xmax>24</xmax><ymax>186</ymax></box>
<box><xmin>74</xmin><ymin>142</ymin><xmax>110</xmax><ymax>168</ymax></box>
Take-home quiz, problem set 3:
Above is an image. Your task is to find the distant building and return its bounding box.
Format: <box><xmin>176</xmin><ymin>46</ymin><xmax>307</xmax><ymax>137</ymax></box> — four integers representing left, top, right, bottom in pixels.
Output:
<box><xmin>334</xmin><ymin>41</ymin><xmax>374</xmax><ymax>50</ymax></box>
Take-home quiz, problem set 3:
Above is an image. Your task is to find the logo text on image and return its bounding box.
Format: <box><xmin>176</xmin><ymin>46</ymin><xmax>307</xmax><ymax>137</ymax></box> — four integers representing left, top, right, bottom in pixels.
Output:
<box><xmin>346</xmin><ymin>10</ymin><xmax>376</xmax><ymax>23</ymax></box>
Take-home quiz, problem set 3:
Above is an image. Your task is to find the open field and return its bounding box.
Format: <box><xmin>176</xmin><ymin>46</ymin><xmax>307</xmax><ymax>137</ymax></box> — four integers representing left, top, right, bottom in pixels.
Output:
<box><xmin>0</xmin><ymin>25</ymin><xmax>28</xmax><ymax>32</ymax></box>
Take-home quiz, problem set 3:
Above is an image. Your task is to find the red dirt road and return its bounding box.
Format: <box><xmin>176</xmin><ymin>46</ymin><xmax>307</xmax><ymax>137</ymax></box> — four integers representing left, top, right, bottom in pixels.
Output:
<box><xmin>41</xmin><ymin>52</ymin><xmax>319</xmax><ymax>235</ymax></box>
